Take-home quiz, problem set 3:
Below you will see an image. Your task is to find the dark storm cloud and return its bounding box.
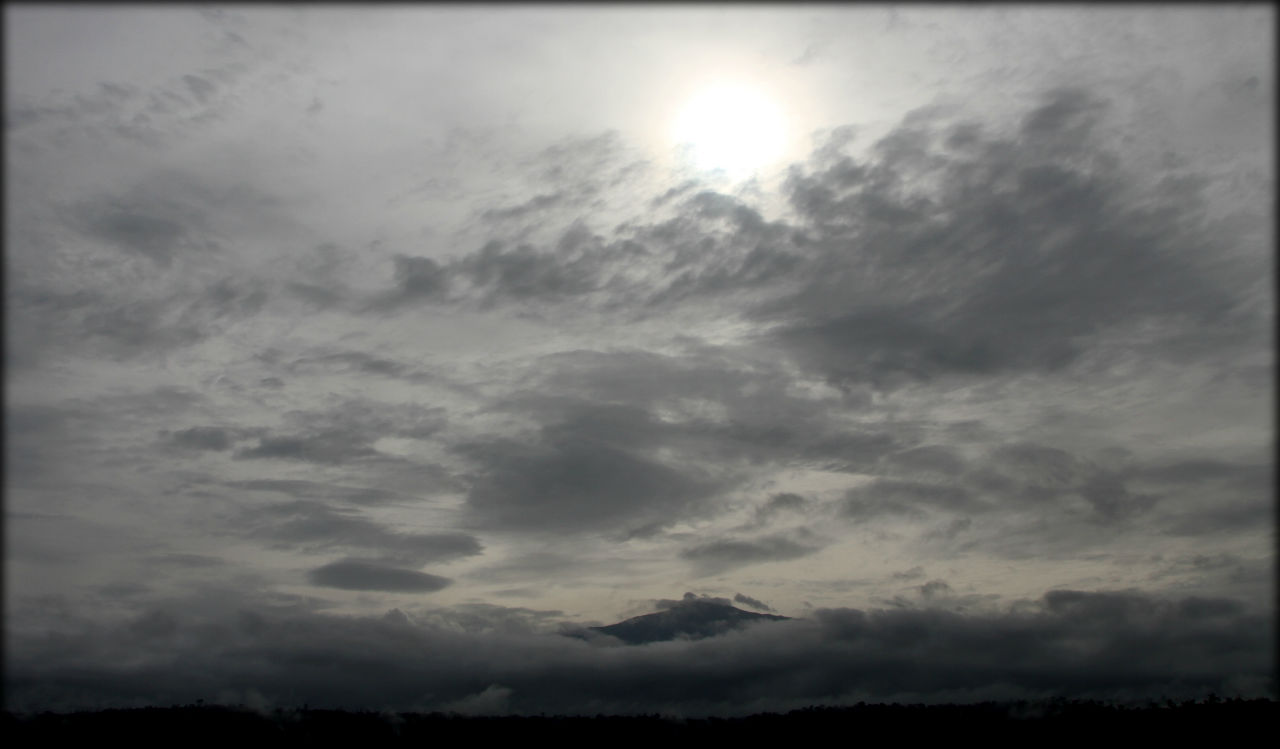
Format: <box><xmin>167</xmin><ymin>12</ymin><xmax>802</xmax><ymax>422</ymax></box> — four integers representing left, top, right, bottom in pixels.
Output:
<box><xmin>240</xmin><ymin>501</ymin><xmax>481</xmax><ymax>566</ymax></box>
<box><xmin>5</xmin><ymin>588</ymin><xmax>1271</xmax><ymax>715</ymax></box>
<box><xmin>307</xmin><ymin>559</ymin><xmax>452</xmax><ymax>593</ymax></box>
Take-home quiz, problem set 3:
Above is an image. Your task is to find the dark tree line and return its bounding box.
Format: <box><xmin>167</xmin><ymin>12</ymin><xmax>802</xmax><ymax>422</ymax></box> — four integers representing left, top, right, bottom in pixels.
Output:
<box><xmin>4</xmin><ymin>697</ymin><xmax>1275</xmax><ymax>747</ymax></box>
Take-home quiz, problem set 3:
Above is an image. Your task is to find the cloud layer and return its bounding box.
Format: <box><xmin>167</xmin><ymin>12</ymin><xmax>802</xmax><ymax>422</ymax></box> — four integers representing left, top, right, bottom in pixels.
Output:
<box><xmin>6</xmin><ymin>6</ymin><xmax>1271</xmax><ymax>715</ymax></box>
<box><xmin>5</xmin><ymin>589</ymin><xmax>1271</xmax><ymax>715</ymax></box>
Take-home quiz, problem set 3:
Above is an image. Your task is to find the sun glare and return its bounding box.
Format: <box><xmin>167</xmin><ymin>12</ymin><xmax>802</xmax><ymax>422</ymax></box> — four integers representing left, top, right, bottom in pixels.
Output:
<box><xmin>671</xmin><ymin>83</ymin><xmax>786</xmax><ymax>178</ymax></box>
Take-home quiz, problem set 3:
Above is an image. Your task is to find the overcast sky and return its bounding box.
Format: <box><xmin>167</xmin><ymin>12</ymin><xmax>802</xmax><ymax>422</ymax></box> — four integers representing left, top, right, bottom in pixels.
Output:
<box><xmin>5</xmin><ymin>5</ymin><xmax>1275</xmax><ymax>714</ymax></box>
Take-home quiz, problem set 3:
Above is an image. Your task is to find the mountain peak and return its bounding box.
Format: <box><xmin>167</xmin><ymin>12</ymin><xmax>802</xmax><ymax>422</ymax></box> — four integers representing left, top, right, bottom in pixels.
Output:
<box><xmin>584</xmin><ymin>596</ymin><xmax>790</xmax><ymax>645</ymax></box>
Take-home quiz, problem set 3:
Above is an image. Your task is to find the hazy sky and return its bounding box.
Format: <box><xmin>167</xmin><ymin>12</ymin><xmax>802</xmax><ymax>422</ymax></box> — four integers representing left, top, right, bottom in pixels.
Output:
<box><xmin>5</xmin><ymin>5</ymin><xmax>1274</xmax><ymax>714</ymax></box>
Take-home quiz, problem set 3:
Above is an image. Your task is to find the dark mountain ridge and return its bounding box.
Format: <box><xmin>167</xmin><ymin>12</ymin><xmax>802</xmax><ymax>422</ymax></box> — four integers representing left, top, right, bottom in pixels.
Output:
<box><xmin>586</xmin><ymin>597</ymin><xmax>790</xmax><ymax>644</ymax></box>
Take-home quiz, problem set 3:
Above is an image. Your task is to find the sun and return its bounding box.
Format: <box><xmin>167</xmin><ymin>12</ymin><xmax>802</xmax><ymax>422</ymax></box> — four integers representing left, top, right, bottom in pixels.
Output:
<box><xmin>671</xmin><ymin>83</ymin><xmax>786</xmax><ymax>178</ymax></box>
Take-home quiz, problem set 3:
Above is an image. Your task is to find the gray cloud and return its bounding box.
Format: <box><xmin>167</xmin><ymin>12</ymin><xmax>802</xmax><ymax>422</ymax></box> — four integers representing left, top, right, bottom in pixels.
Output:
<box><xmin>226</xmin><ymin>479</ymin><xmax>405</xmax><ymax>506</ymax></box>
<box><xmin>368</xmin><ymin>255</ymin><xmax>452</xmax><ymax>312</ymax></box>
<box><xmin>10</xmin><ymin>274</ymin><xmax>268</xmax><ymax>364</ymax></box>
<box><xmin>656</xmin><ymin>592</ymin><xmax>736</xmax><ymax>610</ymax></box>
<box><xmin>241</xmin><ymin>501</ymin><xmax>482</xmax><ymax>566</ymax></box>
<box><xmin>167</xmin><ymin>426</ymin><xmax>234</xmax><ymax>451</ymax></box>
<box><xmin>681</xmin><ymin>532</ymin><xmax>825</xmax><ymax>574</ymax></box>
<box><xmin>733</xmin><ymin>593</ymin><xmax>775</xmax><ymax>612</ymax></box>
<box><xmin>4</xmin><ymin>588</ymin><xmax>1270</xmax><ymax>715</ymax></box>
<box><xmin>456</xmin><ymin>235</ymin><xmax>608</xmax><ymax>306</ymax></box>
<box><xmin>749</xmin><ymin>492</ymin><xmax>811</xmax><ymax>527</ymax></box>
<box><xmin>408</xmin><ymin>603</ymin><xmax>567</xmax><ymax>636</ymax></box>
<box><xmin>493</xmin><ymin>350</ymin><xmax>901</xmax><ymax>474</ymax></box>
<box><xmin>234</xmin><ymin>432</ymin><xmax>380</xmax><ymax>465</ymax></box>
<box><xmin>6</xmin><ymin>7</ymin><xmax>1270</xmax><ymax>719</ymax></box>
<box><xmin>480</xmin><ymin>192</ymin><xmax>564</xmax><ymax>222</ymax></box>
<box><xmin>842</xmin><ymin>479</ymin><xmax>979</xmax><ymax>522</ymax></box>
<box><xmin>307</xmin><ymin>559</ymin><xmax>452</xmax><ymax>593</ymax></box>
<box><xmin>460</xmin><ymin>434</ymin><xmax>718</xmax><ymax>533</ymax></box>
<box><xmin>334</xmin><ymin>85</ymin><xmax>1262</xmax><ymax>403</ymax></box>
<box><xmin>455</xmin><ymin>400</ymin><xmax>732</xmax><ymax>533</ymax></box>
<box><xmin>232</xmin><ymin>400</ymin><xmax>448</xmax><ymax>465</ymax></box>
<box><xmin>764</xmin><ymin>88</ymin><xmax>1260</xmax><ymax>387</ymax></box>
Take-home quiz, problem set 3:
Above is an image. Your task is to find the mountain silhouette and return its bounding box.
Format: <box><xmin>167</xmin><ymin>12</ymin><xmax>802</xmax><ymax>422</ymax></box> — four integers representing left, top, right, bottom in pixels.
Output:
<box><xmin>584</xmin><ymin>595</ymin><xmax>790</xmax><ymax>645</ymax></box>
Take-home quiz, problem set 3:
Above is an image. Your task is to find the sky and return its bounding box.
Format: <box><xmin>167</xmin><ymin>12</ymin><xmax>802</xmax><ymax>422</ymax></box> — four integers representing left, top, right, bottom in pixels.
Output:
<box><xmin>4</xmin><ymin>4</ymin><xmax>1275</xmax><ymax>714</ymax></box>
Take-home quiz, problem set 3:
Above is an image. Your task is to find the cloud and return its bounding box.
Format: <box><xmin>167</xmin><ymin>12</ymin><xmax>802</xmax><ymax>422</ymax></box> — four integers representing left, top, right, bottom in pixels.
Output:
<box><xmin>890</xmin><ymin>566</ymin><xmax>927</xmax><ymax>581</ymax></box>
<box><xmin>283</xmin><ymin>350</ymin><xmax>442</xmax><ymax>383</ymax></box>
<box><xmin>366</xmin><ymin>255</ymin><xmax>452</xmax><ymax>312</ymax></box>
<box><xmin>484</xmin><ymin>349</ymin><xmax>899</xmax><ymax>473</ymax></box>
<box><xmin>226</xmin><ymin>479</ymin><xmax>404</xmax><ymax>506</ymax></box>
<box><xmin>167</xmin><ymin>426</ymin><xmax>235</xmax><ymax>451</ymax></box>
<box><xmin>841</xmin><ymin>479</ymin><xmax>977</xmax><ymax>522</ymax></box>
<box><xmin>234</xmin><ymin>432</ymin><xmax>380</xmax><ymax>464</ymax></box>
<box><xmin>442</xmin><ymin>684</ymin><xmax>514</xmax><ymax>715</ymax></box>
<box><xmin>681</xmin><ymin>532</ymin><xmax>825</xmax><ymax>574</ymax></box>
<box><xmin>656</xmin><ymin>592</ymin><xmax>735</xmax><ymax>610</ymax></box>
<box><xmin>307</xmin><ymin>559</ymin><xmax>452</xmax><ymax>592</ymax></box>
<box><xmin>879</xmin><ymin>445</ymin><xmax>968</xmax><ymax>481</ymax></box>
<box><xmin>232</xmin><ymin>399</ymin><xmax>448</xmax><ymax>465</ymax></box>
<box><xmin>763</xmin><ymin>88</ymin><xmax>1260</xmax><ymax>387</ymax></box>
<box><xmin>455</xmin><ymin>402</ymin><xmax>728</xmax><ymax>533</ymax></box>
<box><xmin>733</xmin><ymin>593</ymin><xmax>775</xmax><ymax>612</ymax></box>
<box><xmin>5</xmin><ymin>588</ymin><xmax>1271</xmax><ymax>715</ymax></box>
<box><xmin>408</xmin><ymin>603</ymin><xmax>567</xmax><ymax>636</ymax></box>
<box><xmin>240</xmin><ymin>501</ymin><xmax>482</xmax><ymax>566</ymax></box>
<box><xmin>10</xmin><ymin>274</ymin><xmax>268</xmax><ymax>364</ymax></box>
<box><xmin>341</xmin><ymin>85</ymin><xmax>1261</xmax><ymax>402</ymax></box>
<box><xmin>480</xmin><ymin>192</ymin><xmax>564</xmax><ymax>222</ymax></box>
